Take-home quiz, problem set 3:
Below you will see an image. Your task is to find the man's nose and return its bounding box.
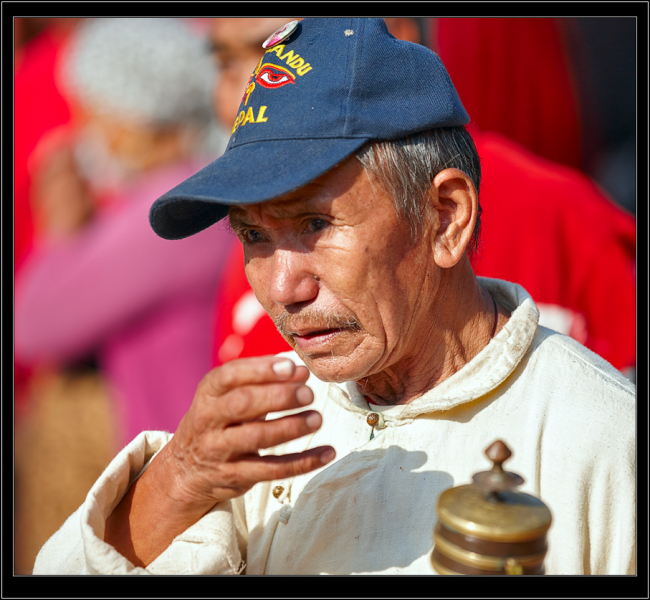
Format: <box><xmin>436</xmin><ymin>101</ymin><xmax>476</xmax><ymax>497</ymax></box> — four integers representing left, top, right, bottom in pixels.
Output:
<box><xmin>268</xmin><ymin>250</ymin><xmax>319</xmax><ymax>308</ymax></box>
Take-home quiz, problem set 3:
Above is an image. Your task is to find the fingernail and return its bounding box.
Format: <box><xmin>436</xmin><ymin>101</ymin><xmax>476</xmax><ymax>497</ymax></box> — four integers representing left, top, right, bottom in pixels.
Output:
<box><xmin>305</xmin><ymin>412</ymin><xmax>322</xmax><ymax>430</ymax></box>
<box><xmin>296</xmin><ymin>386</ymin><xmax>313</xmax><ymax>405</ymax></box>
<box><xmin>272</xmin><ymin>359</ymin><xmax>294</xmax><ymax>379</ymax></box>
<box><xmin>320</xmin><ymin>448</ymin><xmax>335</xmax><ymax>464</ymax></box>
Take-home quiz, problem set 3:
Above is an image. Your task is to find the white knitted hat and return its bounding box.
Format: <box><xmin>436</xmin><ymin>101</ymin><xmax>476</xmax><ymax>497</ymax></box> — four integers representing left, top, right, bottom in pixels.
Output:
<box><xmin>62</xmin><ymin>18</ymin><xmax>215</xmax><ymax>127</ymax></box>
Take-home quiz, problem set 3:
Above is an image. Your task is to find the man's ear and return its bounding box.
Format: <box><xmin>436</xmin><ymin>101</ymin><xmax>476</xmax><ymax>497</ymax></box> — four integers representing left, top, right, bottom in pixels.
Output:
<box><xmin>428</xmin><ymin>168</ymin><xmax>478</xmax><ymax>269</ymax></box>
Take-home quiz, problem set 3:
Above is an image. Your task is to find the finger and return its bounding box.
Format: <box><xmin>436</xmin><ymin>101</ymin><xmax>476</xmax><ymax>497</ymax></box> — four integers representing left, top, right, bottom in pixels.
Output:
<box><xmin>221</xmin><ymin>410</ymin><xmax>322</xmax><ymax>454</ymax></box>
<box><xmin>200</xmin><ymin>356</ymin><xmax>310</xmax><ymax>398</ymax></box>
<box><xmin>219</xmin><ymin>382</ymin><xmax>314</xmax><ymax>425</ymax></box>
<box><xmin>179</xmin><ymin>446</ymin><xmax>335</xmax><ymax>504</ymax></box>
<box><xmin>237</xmin><ymin>446</ymin><xmax>337</xmax><ymax>484</ymax></box>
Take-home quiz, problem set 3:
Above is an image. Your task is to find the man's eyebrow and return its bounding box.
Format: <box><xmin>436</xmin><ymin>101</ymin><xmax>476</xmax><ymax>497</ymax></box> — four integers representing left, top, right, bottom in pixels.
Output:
<box><xmin>228</xmin><ymin>196</ymin><xmax>328</xmax><ymax>231</ymax></box>
<box><xmin>227</xmin><ymin>211</ymin><xmax>252</xmax><ymax>231</ymax></box>
<box><xmin>265</xmin><ymin>204</ymin><xmax>312</xmax><ymax>219</ymax></box>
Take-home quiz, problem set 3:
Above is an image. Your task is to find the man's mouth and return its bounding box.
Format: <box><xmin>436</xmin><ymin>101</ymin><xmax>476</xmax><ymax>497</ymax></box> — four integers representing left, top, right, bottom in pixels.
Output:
<box><xmin>274</xmin><ymin>310</ymin><xmax>363</xmax><ymax>353</ymax></box>
<box><xmin>290</xmin><ymin>327</ymin><xmax>349</xmax><ymax>351</ymax></box>
<box><xmin>292</xmin><ymin>327</ymin><xmax>340</xmax><ymax>338</ymax></box>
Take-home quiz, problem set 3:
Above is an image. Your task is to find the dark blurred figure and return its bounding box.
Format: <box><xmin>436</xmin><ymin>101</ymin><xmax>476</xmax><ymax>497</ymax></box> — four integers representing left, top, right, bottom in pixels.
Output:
<box><xmin>561</xmin><ymin>18</ymin><xmax>636</xmax><ymax>215</ymax></box>
<box><xmin>15</xmin><ymin>18</ymin><xmax>56</xmax><ymax>54</ymax></box>
<box><xmin>208</xmin><ymin>18</ymin><xmax>636</xmax><ymax>382</ymax></box>
<box><xmin>14</xmin><ymin>17</ymin><xmax>229</xmax><ymax>573</ymax></box>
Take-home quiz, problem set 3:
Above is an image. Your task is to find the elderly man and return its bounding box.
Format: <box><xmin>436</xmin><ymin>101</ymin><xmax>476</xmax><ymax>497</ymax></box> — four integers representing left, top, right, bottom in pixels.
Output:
<box><xmin>34</xmin><ymin>18</ymin><xmax>634</xmax><ymax>575</ymax></box>
<box><xmin>212</xmin><ymin>18</ymin><xmax>636</xmax><ymax>377</ymax></box>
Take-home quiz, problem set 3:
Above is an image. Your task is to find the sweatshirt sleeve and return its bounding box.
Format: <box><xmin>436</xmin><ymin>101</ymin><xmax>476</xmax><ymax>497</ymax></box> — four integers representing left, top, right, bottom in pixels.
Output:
<box><xmin>15</xmin><ymin>169</ymin><xmax>233</xmax><ymax>364</ymax></box>
<box><xmin>32</xmin><ymin>431</ymin><xmax>246</xmax><ymax>575</ymax></box>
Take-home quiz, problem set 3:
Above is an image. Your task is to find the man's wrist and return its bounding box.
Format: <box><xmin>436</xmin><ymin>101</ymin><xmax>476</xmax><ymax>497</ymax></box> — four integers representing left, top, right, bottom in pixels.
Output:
<box><xmin>148</xmin><ymin>437</ymin><xmax>221</xmax><ymax>516</ymax></box>
<box><xmin>104</xmin><ymin>443</ymin><xmax>217</xmax><ymax>568</ymax></box>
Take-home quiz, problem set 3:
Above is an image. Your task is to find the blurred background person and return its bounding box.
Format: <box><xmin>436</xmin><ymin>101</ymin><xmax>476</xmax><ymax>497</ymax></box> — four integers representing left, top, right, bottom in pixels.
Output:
<box><xmin>207</xmin><ymin>18</ymin><xmax>299</xmax><ymax>363</ymax></box>
<box><xmin>14</xmin><ymin>18</ymin><xmax>85</xmax><ymax>415</ymax></box>
<box><xmin>207</xmin><ymin>18</ymin><xmax>636</xmax><ymax>382</ymax></box>
<box><xmin>14</xmin><ymin>17</ymin><xmax>89</xmax><ymax>575</ymax></box>
<box><xmin>14</xmin><ymin>17</ymin><xmax>229</xmax><ymax>573</ymax></box>
<box><xmin>432</xmin><ymin>17</ymin><xmax>637</xmax><ymax>216</ymax></box>
<box><xmin>429</xmin><ymin>17</ymin><xmax>636</xmax><ymax>377</ymax></box>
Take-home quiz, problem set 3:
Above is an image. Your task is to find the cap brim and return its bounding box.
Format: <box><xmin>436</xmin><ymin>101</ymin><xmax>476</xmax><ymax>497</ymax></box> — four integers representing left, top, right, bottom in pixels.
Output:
<box><xmin>150</xmin><ymin>136</ymin><xmax>370</xmax><ymax>240</ymax></box>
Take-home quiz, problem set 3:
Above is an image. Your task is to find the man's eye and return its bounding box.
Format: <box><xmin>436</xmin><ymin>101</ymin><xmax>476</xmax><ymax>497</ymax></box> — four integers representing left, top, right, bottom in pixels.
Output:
<box><xmin>307</xmin><ymin>219</ymin><xmax>328</xmax><ymax>233</ymax></box>
<box><xmin>242</xmin><ymin>229</ymin><xmax>265</xmax><ymax>243</ymax></box>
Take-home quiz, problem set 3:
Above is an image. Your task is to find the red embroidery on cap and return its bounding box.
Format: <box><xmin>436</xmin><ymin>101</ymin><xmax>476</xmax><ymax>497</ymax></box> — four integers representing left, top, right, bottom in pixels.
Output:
<box><xmin>256</xmin><ymin>64</ymin><xmax>296</xmax><ymax>89</ymax></box>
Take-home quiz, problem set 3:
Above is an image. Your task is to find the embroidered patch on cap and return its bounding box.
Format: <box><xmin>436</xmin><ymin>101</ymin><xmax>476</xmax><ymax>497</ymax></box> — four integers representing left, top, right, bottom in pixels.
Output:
<box><xmin>256</xmin><ymin>64</ymin><xmax>296</xmax><ymax>88</ymax></box>
<box><xmin>231</xmin><ymin>42</ymin><xmax>314</xmax><ymax>135</ymax></box>
<box><xmin>262</xmin><ymin>20</ymin><xmax>299</xmax><ymax>49</ymax></box>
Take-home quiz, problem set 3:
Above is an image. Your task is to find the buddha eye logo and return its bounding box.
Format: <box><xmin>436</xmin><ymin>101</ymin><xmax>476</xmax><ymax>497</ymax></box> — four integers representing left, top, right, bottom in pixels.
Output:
<box><xmin>241</xmin><ymin>61</ymin><xmax>296</xmax><ymax>107</ymax></box>
<box><xmin>255</xmin><ymin>64</ymin><xmax>296</xmax><ymax>89</ymax></box>
<box><xmin>231</xmin><ymin>55</ymin><xmax>308</xmax><ymax>135</ymax></box>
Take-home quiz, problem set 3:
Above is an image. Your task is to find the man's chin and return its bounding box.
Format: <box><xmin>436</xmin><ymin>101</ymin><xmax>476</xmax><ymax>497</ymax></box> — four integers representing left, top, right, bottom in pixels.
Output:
<box><xmin>296</xmin><ymin>349</ymin><xmax>373</xmax><ymax>384</ymax></box>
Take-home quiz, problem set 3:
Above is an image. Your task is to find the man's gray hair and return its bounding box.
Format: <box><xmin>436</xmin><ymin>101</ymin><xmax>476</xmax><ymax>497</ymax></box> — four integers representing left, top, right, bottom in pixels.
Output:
<box><xmin>356</xmin><ymin>126</ymin><xmax>482</xmax><ymax>257</ymax></box>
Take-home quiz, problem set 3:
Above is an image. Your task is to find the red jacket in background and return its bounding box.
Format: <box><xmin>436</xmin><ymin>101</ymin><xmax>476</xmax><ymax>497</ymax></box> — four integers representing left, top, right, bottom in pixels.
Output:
<box><xmin>471</xmin><ymin>128</ymin><xmax>635</xmax><ymax>371</ymax></box>
<box><xmin>213</xmin><ymin>240</ymin><xmax>291</xmax><ymax>365</ymax></box>
<box><xmin>211</xmin><ymin>130</ymin><xmax>635</xmax><ymax>373</ymax></box>
<box><xmin>434</xmin><ymin>17</ymin><xmax>583</xmax><ymax>171</ymax></box>
<box><xmin>14</xmin><ymin>27</ymin><xmax>74</xmax><ymax>273</ymax></box>
<box><xmin>14</xmin><ymin>26</ymin><xmax>74</xmax><ymax>409</ymax></box>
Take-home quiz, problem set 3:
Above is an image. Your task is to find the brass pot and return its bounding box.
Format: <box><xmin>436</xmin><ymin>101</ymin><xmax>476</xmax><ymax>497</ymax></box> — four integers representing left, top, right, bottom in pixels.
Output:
<box><xmin>431</xmin><ymin>440</ymin><xmax>552</xmax><ymax>575</ymax></box>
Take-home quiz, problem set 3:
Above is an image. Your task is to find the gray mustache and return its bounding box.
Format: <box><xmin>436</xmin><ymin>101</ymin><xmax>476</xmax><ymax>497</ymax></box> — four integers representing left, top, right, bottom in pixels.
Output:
<box><xmin>274</xmin><ymin>310</ymin><xmax>363</xmax><ymax>337</ymax></box>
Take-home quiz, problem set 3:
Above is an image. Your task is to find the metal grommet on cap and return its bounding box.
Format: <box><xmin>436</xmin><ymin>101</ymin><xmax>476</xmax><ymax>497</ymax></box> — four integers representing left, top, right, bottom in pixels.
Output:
<box><xmin>272</xmin><ymin>485</ymin><xmax>284</xmax><ymax>498</ymax></box>
<box><xmin>262</xmin><ymin>20</ymin><xmax>299</xmax><ymax>49</ymax></box>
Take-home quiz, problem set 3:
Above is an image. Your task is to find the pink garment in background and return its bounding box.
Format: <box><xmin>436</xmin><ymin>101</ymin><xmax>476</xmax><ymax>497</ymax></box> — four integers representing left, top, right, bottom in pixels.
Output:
<box><xmin>15</xmin><ymin>160</ymin><xmax>232</xmax><ymax>446</ymax></box>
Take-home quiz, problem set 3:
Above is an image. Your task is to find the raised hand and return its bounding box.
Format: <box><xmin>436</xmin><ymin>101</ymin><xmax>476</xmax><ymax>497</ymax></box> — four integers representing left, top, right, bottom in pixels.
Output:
<box><xmin>105</xmin><ymin>356</ymin><xmax>334</xmax><ymax>567</ymax></box>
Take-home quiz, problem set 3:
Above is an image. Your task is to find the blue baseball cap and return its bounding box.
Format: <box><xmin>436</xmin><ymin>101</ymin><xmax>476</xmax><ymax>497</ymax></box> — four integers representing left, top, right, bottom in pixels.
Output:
<box><xmin>150</xmin><ymin>18</ymin><xmax>469</xmax><ymax>240</ymax></box>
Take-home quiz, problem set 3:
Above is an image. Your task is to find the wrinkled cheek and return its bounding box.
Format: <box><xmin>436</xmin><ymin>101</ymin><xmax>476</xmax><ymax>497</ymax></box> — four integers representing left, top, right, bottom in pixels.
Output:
<box><xmin>243</xmin><ymin>257</ymin><xmax>270</xmax><ymax>296</ymax></box>
<box><xmin>245</xmin><ymin>264</ymin><xmax>273</xmax><ymax>317</ymax></box>
<box><xmin>361</xmin><ymin>298</ymin><xmax>410</xmax><ymax>363</ymax></box>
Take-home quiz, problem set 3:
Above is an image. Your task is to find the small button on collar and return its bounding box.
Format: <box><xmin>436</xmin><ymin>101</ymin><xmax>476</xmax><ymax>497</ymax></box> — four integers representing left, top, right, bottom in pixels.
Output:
<box><xmin>367</xmin><ymin>413</ymin><xmax>380</xmax><ymax>427</ymax></box>
<box><xmin>272</xmin><ymin>485</ymin><xmax>284</xmax><ymax>499</ymax></box>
